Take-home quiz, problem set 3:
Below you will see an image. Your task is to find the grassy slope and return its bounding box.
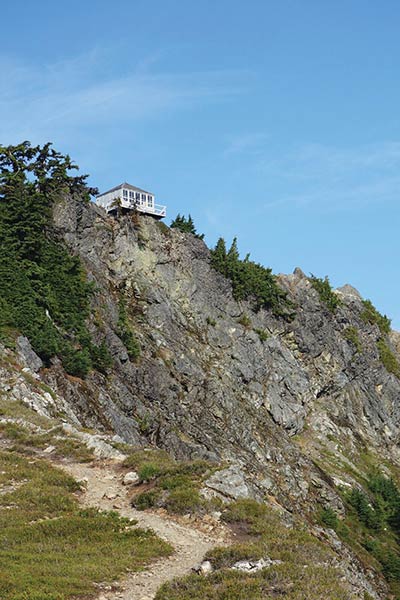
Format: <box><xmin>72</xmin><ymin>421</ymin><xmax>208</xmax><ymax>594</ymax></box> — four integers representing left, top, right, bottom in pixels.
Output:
<box><xmin>155</xmin><ymin>499</ymin><xmax>352</xmax><ymax>600</ymax></box>
<box><xmin>0</xmin><ymin>434</ymin><xmax>171</xmax><ymax>600</ymax></box>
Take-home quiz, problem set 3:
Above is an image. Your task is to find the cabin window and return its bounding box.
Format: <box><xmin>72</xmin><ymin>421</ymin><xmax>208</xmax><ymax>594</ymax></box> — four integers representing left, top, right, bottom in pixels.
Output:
<box><xmin>129</xmin><ymin>191</ymin><xmax>134</xmax><ymax>201</ymax></box>
<box><xmin>135</xmin><ymin>192</ymin><xmax>140</xmax><ymax>201</ymax></box>
<box><xmin>141</xmin><ymin>193</ymin><xmax>146</xmax><ymax>204</ymax></box>
<box><xmin>148</xmin><ymin>195</ymin><xmax>153</xmax><ymax>207</ymax></box>
<box><xmin>123</xmin><ymin>189</ymin><xmax>128</xmax><ymax>198</ymax></box>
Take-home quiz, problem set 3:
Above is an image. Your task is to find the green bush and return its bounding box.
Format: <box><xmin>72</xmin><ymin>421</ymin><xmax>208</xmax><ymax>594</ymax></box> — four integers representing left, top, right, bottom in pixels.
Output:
<box><xmin>377</xmin><ymin>339</ymin><xmax>400</xmax><ymax>378</ymax></box>
<box><xmin>164</xmin><ymin>486</ymin><xmax>203</xmax><ymax>514</ymax></box>
<box><xmin>346</xmin><ymin>487</ymin><xmax>384</xmax><ymax>531</ymax></box>
<box><xmin>319</xmin><ymin>507</ymin><xmax>339</xmax><ymax>530</ymax></box>
<box><xmin>206</xmin><ymin>542</ymin><xmax>266</xmax><ymax>569</ymax></box>
<box><xmin>160</xmin><ymin>474</ymin><xmax>193</xmax><ymax>490</ymax></box>
<box><xmin>222</xmin><ymin>498</ymin><xmax>269</xmax><ymax>524</ymax></box>
<box><xmin>254</xmin><ymin>327</ymin><xmax>269</xmax><ymax>342</ymax></box>
<box><xmin>60</xmin><ymin>344</ymin><xmax>92</xmax><ymax>379</ymax></box>
<box><xmin>343</xmin><ymin>326</ymin><xmax>362</xmax><ymax>353</ymax></box>
<box><xmin>132</xmin><ymin>489</ymin><xmax>162</xmax><ymax>510</ymax></box>
<box><xmin>126</xmin><ymin>450</ymin><xmax>213</xmax><ymax>516</ymax></box>
<box><xmin>237</xmin><ymin>313</ymin><xmax>251</xmax><ymax>328</ymax></box>
<box><xmin>89</xmin><ymin>339</ymin><xmax>113</xmax><ymax>373</ymax></box>
<box><xmin>210</xmin><ymin>237</ymin><xmax>294</xmax><ymax>318</ymax></box>
<box><xmin>361</xmin><ymin>299</ymin><xmax>391</xmax><ymax>334</ymax></box>
<box><xmin>139</xmin><ymin>462</ymin><xmax>163</xmax><ymax>481</ymax></box>
<box><xmin>117</xmin><ymin>297</ymin><xmax>140</xmax><ymax>360</ymax></box>
<box><xmin>338</xmin><ymin>473</ymin><xmax>400</xmax><ymax>593</ymax></box>
<box><xmin>309</xmin><ymin>275</ymin><xmax>342</xmax><ymax>313</ymax></box>
<box><xmin>155</xmin><ymin>220</ymin><xmax>170</xmax><ymax>235</ymax></box>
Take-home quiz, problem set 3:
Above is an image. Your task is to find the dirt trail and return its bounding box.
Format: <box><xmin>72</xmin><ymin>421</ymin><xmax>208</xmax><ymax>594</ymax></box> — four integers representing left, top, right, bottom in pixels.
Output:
<box><xmin>63</xmin><ymin>461</ymin><xmax>228</xmax><ymax>600</ymax></box>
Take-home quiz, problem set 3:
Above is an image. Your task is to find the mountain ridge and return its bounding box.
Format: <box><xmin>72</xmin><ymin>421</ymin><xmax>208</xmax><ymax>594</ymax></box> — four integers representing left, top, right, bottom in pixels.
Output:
<box><xmin>2</xmin><ymin>175</ymin><xmax>400</xmax><ymax>597</ymax></box>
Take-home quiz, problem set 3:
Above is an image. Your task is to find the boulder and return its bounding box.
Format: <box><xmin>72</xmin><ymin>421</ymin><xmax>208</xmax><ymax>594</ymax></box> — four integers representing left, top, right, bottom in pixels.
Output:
<box><xmin>122</xmin><ymin>471</ymin><xmax>140</xmax><ymax>486</ymax></box>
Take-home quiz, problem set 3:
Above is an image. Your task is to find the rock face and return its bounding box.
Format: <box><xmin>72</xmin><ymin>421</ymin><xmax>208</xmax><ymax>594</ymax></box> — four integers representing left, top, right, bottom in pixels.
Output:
<box><xmin>46</xmin><ymin>198</ymin><xmax>400</xmax><ymax>513</ymax></box>
<box><xmin>4</xmin><ymin>195</ymin><xmax>400</xmax><ymax>598</ymax></box>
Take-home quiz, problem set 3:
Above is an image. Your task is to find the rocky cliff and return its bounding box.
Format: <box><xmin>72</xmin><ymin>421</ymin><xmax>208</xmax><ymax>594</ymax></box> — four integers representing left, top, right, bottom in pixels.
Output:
<box><xmin>47</xmin><ymin>196</ymin><xmax>400</xmax><ymax>492</ymax></box>
<box><xmin>4</xmin><ymin>193</ymin><xmax>400</xmax><ymax>598</ymax></box>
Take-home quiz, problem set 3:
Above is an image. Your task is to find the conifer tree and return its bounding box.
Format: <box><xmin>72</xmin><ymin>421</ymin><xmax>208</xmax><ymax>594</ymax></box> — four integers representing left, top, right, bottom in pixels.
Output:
<box><xmin>210</xmin><ymin>236</ymin><xmax>294</xmax><ymax>318</ymax></box>
<box><xmin>210</xmin><ymin>238</ymin><xmax>227</xmax><ymax>274</ymax></box>
<box><xmin>0</xmin><ymin>141</ymin><xmax>112</xmax><ymax>378</ymax></box>
<box><xmin>170</xmin><ymin>213</ymin><xmax>204</xmax><ymax>239</ymax></box>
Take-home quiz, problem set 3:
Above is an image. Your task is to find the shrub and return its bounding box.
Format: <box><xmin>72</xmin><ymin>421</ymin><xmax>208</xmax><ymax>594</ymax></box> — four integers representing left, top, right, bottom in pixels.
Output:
<box><xmin>60</xmin><ymin>344</ymin><xmax>92</xmax><ymax>379</ymax></box>
<box><xmin>117</xmin><ymin>297</ymin><xmax>140</xmax><ymax>360</ymax></box>
<box><xmin>139</xmin><ymin>462</ymin><xmax>163</xmax><ymax>482</ymax></box>
<box><xmin>319</xmin><ymin>507</ymin><xmax>339</xmax><ymax>530</ymax></box>
<box><xmin>377</xmin><ymin>339</ymin><xmax>400</xmax><ymax>378</ymax></box>
<box><xmin>123</xmin><ymin>451</ymin><xmax>213</xmax><ymax>515</ymax></box>
<box><xmin>254</xmin><ymin>327</ymin><xmax>269</xmax><ymax>342</ymax></box>
<box><xmin>361</xmin><ymin>299</ymin><xmax>391</xmax><ymax>335</ymax></box>
<box><xmin>122</xmin><ymin>448</ymin><xmax>174</xmax><ymax>472</ymax></box>
<box><xmin>210</xmin><ymin>237</ymin><xmax>294</xmax><ymax>318</ymax></box>
<box><xmin>89</xmin><ymin>340</ymin><xmax>113</xmax><ymax>373</ymax></box>
<box><xmin>165</xmin><ymin>486</ymin><xmax>203</xmax><ymax>514</ymax></box>
<box><xmin>346</xmin><ymin>487</ymin><xmax>384</xmax><ymax>531</ymax></box>
<box><xmin>309</xmin><ymin>275</ymin><xmax>342</xmax><ymax>313</ymax></box>
<box><xmin>156</xmin><ymin>496</ymin><xmax>350</xmax><ymax>600</ymax></box>
<box><xmin>156</xmin><ymin>220</ymin><xmax>170</xmax><ymax>235</ymax></box>
<box><xmin>343</xmin><ymin>326</ymin><xmax>362</xmax><ymax>353</ymax></box>
<box><xmin>132</xmin><ymin>489</ymin><xmax>162</xmax><ymax>510</ymax></box>
<box><xmin>205</xmin><ymin>542</ymin><xmax>266</xmax><ymax>569</ymax></box>
<box><xmin>160</xmin><ymin>474</ymin><xmax>193</xmax><ymax>490</ymax></box>
<box><xmin>238</xmin><ymin>314</ymin><xmax>251</xmax><ymax>328</ymax></box>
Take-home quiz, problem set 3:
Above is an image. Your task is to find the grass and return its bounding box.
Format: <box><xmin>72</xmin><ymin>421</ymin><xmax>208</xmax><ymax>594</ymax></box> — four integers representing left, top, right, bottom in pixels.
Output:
<box><xmin>155</xmin><ymin>498</ymin><xmax>351</xmax><ymax>600</ymax></box>
<box><xmin>0</xmin><ymin>395</ymin><xmax>53</xmax><ymax>428</ymax></box>
<box><xmin>0</xmin><ymin>420</ymin><xmax>94</xmax><ymax>462</ymax></box>
<box><xmin>156</xmin><ymin>564</ymin><xmax>352</xmax><ymax>600</ymax></box>
<box><xmin>0</xmin><ymin>449</ymin><xmax>172</xmax><ymax>600</ymax></box>
<box><xmin>124</xmin><ymin>448</ymin><xmax>218</xmax><ymax>514</ymax></box>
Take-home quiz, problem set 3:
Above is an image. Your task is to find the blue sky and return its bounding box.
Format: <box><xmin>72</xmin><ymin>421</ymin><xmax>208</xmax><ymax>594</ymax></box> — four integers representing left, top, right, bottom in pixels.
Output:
<box><xmin>2</xmin><ymin>1</ymin><xmax>400</xmax><ymax>327</ymax></box>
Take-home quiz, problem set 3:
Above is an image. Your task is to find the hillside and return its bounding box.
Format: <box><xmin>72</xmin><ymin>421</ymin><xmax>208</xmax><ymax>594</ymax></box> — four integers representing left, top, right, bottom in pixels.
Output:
<box><xmin>2</xmin><ymin>143</ymin><xmax>400</xmax><ymax>599</ymax></box>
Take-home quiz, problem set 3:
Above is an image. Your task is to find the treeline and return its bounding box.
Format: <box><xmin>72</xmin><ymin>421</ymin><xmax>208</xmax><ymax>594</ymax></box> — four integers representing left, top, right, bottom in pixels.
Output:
<box><xmin>0</xmin><ymin>141</ymin><xmax>111</xmax><ymax>377</ymax></box>
<box><xmin>347</xmin><ymin>475</ymin><xmax>400</xmax><ymax>582</ymax></box>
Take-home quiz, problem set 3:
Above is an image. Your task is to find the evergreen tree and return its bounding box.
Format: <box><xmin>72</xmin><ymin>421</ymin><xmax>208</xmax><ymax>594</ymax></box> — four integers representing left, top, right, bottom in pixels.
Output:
<box><xmin>170</xmin><ymin>213</ymin><xmax>204</xmax><ymax>239</ymax></box>
<box><xmin>210</xmin><ymin>236</ymin><xmax>294</xmax><ymax>318</ymax></box>
<box><xmin>210</xmin><ymin>238</ymin><xmax>227</xmax><ymax>274</ymax></box>
<box><xmin>0</xmin><ymin>141</ymin><xmax>112</xmax><ymax>378</ymax></box>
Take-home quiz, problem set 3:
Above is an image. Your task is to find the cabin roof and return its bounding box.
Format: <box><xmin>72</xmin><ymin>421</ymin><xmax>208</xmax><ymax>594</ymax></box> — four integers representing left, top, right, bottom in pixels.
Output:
<box><xmin>97</xmin><ymin>182</ymin><xmax>154</xmax><ymax>198</ymax></box>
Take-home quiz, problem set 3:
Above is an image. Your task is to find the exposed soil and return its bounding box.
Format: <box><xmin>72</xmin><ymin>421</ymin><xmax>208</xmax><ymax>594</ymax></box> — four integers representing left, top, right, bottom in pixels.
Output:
<box><xmin>62</xmin><ymin>460</ymin><xmax>230</xmax><ymax>600</ymax></box>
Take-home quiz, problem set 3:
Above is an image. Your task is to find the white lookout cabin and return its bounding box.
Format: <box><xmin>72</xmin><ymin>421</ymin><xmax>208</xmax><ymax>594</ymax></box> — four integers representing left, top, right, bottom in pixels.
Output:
<box><xmin>95</xmin><ymin>183</ymin><xmax>166</xmax><ymax>219</ymax></box>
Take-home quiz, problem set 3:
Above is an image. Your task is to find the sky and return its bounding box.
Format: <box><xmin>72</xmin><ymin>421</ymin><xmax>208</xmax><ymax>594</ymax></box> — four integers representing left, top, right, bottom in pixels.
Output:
<box><xmin>1</xmin><ymin>1</ymin><xmax>399</xmax><ymax>327</ymax></box>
